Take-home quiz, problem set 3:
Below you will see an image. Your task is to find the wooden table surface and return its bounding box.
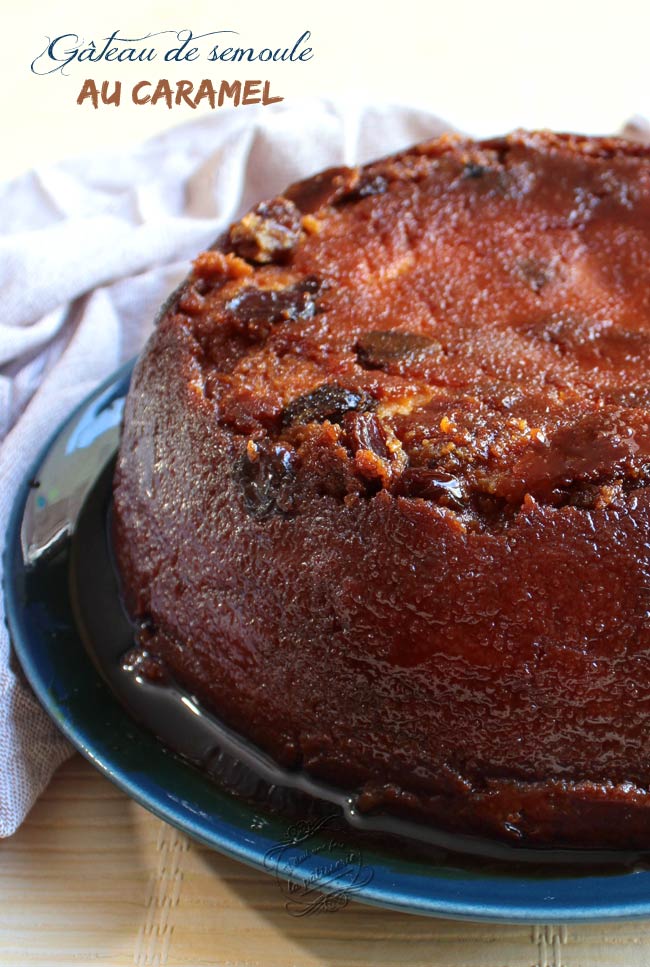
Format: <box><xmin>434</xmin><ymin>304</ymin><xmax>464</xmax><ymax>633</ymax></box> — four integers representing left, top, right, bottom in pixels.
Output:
<box><xmin>1</xmin><ymin>756</ymin><xmax>650</xmax><ymax>967</ymax></box>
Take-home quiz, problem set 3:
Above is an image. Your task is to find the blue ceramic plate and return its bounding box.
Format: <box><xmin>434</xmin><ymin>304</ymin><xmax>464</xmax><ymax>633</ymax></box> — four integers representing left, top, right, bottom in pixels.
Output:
<box><xmin>5</xmin><ymin>361</ymin><xmax>650</xmax><ymax>923</ymax></box>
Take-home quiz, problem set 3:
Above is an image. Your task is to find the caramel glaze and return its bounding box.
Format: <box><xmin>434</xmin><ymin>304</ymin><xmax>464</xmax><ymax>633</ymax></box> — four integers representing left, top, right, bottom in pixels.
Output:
<box><xmin>113</xmin><ymin>131</ymin><xmax>650</xmax><ymax>848</ymax></box>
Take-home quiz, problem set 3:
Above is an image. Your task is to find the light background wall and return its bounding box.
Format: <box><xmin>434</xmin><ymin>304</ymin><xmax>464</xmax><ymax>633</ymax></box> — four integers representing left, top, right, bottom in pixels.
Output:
<box><xmin>3</xmin><ymin>0</ymin><xmax>650</xmax><ymax>179</ymax></box>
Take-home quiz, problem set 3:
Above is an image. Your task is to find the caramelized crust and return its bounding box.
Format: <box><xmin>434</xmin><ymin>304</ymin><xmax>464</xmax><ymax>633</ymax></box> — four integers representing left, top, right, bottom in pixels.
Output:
<box><xmin>113</xmin><ymin>132</ymin><xmax>650</xmax><ymax>847</ymax></box>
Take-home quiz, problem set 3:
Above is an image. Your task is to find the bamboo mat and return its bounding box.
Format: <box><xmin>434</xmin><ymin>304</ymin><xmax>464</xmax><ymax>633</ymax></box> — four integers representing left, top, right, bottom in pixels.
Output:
<box><xmin>1</xmin><ymin>756</ymin><xmax>650</xmax><ymax>967</ymax></box>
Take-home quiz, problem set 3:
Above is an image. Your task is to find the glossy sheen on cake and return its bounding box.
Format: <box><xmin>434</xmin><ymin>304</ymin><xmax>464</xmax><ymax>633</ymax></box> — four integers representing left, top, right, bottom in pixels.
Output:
<box><xmin>113</xmin><ymin>131</ymin><xmax>650</xmax><ymax>848</ymax></box>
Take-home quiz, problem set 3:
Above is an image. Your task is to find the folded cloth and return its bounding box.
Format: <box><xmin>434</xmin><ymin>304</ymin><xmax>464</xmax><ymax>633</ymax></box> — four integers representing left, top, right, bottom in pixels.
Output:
<box><xmin>0</xmin><ymin>99</ymin><xmax>452</xmax><ymax>836</ymax></box>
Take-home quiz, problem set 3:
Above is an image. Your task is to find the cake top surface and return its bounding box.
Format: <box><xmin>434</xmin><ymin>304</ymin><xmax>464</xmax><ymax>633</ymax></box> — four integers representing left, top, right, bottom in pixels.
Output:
<box><xmin>168</xmin><ymin>130</ymin><xmax>650</xmax><ymax>529</ymax></box>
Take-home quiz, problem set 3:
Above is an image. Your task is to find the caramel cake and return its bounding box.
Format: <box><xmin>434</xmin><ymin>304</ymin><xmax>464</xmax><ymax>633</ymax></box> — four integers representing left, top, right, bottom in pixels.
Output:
<box><xmin>112</xmin><ymin>131</ymin><xmax>650</xmax><ymax>848</ymax></box>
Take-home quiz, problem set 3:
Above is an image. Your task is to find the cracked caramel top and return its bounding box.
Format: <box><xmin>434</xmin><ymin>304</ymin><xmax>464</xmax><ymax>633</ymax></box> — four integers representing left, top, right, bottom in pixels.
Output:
<box><xmin>173</xmin><ymin>131</ymin><xmax>650</xmax><ymax>528</ymax></box>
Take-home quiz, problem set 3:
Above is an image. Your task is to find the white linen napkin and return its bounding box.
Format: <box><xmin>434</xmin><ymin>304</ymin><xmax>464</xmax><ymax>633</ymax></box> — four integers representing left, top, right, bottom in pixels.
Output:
<box><xmin>0</xmin><ymin>98</ymin><xmax>453</xmax><ymax>835</ymax></box>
